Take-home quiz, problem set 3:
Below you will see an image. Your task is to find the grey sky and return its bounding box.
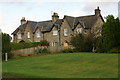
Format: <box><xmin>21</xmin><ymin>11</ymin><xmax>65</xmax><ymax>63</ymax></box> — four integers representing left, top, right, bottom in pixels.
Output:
<box><xmin>0</xmin><ymin>1</ymin><xmax>119</xmax><ymax>36</ymax></box>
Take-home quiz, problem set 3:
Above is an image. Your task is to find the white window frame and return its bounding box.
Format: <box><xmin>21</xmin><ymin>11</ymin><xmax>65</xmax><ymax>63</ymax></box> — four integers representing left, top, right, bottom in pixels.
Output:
<box><xmin>64</xmin><ymin>28</ymin><xmax>68</xmax><ymax>36</ymax></box>
<box><xmin>27</xmin><ymin>32</ymin><xmax>30</xmax><ymax>38</ymax></box>
<box><xmin>53</xmin><ymin>30</ymin><xmax>58</xmax><ymax>35</ymax></box>
<box><xmin>36</xmin><ymin>32</ymin><xmax>41</xmax><ymax>38</ymax></box>
<box><xmin>77</xmin><ymin>28</ymin><xmax>83</xmax><ymax>33</ymax></box>
<box><xmin>52</xmin><ymin>42</ymin><xmax>57</xmax><ymax>46</ymax></box>
<box><xmin>18</xmin><ymin>32</ymin><xmax>22</xmax><ymax>39</ymax></box>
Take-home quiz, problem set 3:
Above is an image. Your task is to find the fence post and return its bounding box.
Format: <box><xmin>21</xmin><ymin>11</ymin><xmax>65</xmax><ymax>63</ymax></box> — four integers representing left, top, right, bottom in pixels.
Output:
<box><xmin>5</xmin><ymin>53</ymin><xmax>8</xmax><ymax>61</ymax></box>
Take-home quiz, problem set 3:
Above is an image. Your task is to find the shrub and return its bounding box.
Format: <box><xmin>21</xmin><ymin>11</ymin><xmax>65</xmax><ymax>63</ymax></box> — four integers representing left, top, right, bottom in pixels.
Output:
<box><xmin>70</xmin><ymin>34</ymin><xmax>93</xmax><ymax>52</ymax></box>
<box><xmin>38</xmin><ymin>48</ymin><xmax>49</xmax><ymax>53</ymax></box>
<box><xmin>2</xmin><ymin>33</ymin><xmax>11</xmax><ymax>53</ymax></box>
<box><xmin>11</xmin><ymin>40</ymin><xmax>49</xmax><ymax>50</ymax></box>
<box><xmin>109</xmin><ymin>47</ymin><xmax>120</xmax><ymax>53</ymax></box>
<box><xmin>39</xmin><ymin>40</ymin><xmax>49</xmax><ymax>46</ymax></box>
<box><xmin>62</xmin><ymin>48</ymin><xmax>73</xmax><ymax>53</ymax></box>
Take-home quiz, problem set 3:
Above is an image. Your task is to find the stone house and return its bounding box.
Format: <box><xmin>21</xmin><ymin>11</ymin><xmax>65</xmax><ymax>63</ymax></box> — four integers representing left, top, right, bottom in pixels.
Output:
<box><xmin>12</xmin><ymin>7</ymin><xmax>104</xmax><ymax>52</ymax></box>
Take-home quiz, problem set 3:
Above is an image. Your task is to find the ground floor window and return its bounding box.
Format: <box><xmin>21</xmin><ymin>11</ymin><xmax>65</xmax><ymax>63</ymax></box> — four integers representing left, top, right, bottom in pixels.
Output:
<box><xmin>64</xmin><ymin>40</ymin><xmax>69</xmax><ymax>47</ymax></box>
<box><xmin>52</xmin><ymin>42</ymin><xmax>58</xmax><ymax>46</ymax></box>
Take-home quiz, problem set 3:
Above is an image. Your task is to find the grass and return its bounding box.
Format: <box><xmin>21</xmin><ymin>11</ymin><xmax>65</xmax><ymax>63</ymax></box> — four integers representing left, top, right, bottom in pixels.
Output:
<box><xmin>2</xmin><ymin>53</ymin><xmax>119</xmax><ymax>78</ymax></box>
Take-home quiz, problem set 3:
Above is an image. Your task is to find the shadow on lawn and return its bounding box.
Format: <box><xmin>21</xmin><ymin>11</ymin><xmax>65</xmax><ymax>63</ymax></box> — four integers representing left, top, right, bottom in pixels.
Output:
<box><xmin>2</xmin><ymin>72</ymin><xmax>35</xmax><ymax>78</ymax></box>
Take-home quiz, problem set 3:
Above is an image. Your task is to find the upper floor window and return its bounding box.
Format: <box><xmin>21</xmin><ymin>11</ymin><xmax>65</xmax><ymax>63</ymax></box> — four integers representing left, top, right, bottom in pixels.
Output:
<box><xmin>64</xmin><ymin>28</ymin><xmax>68</xmax><ymax>36</ymax></box>
<box><xmin>77</xmin><ymin>28</ymin><xmax>83</xmax><ymax>33</ymax></box>
<box><xmin>36</xmin><ymin>32</ymin><xmax>42</xmax><ymax>38</ymax></box>
<box><xmin>27</xmin><ymin>32</ymin><xmax>30</xmax><ymax>38</ymax></box>
<box><xmin>18</xmin><ymin>32</ymin><xmax>22</xmax><ymax>39</ymax></box>
<box><xmin>53</xmin><ymin>30</ymin><xmax>58</xmax><ymax>35</ymax></box>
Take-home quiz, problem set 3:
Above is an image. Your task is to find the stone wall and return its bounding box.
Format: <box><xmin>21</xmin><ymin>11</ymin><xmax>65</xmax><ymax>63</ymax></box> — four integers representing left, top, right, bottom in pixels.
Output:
<box><xmin>11</xmin><ymin>45</ymin><xmax>62</xmax><ymax>58</ymax></box>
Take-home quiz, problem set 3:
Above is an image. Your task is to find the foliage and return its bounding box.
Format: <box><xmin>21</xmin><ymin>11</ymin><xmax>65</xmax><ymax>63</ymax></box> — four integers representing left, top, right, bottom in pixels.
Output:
<box><xmin>11</xmin><ymin>42</ymin><xmax>39</xmax><ymax>50</ymax></box>
<box><xmin>109</xmin><ymin>47</ymin><xmax>120</xmax><ymax>53</ymax></box>
<box><xmin>39</xmin><ymin>40</ymin><xmax>49</xmax><ymax>46</ymax></box>
<box><xmin>97</xmin><ymin>15</ymin><xmax>120</xmax><ymax>52</ymax></box>
<box><xmin>62</xmin><ymin>48</ymin><xmax>74</xmax><ymax>53</ymax></box>
<box><xmin>70</xmin><ymin>34</ymin><xmax>93</xmax><ymax>52</ymax></box>
<box><xmin>11</xmin><ymin>40</ymin><xmax>49</xmax><ymax>50</ymax></box>
<box><xmin>38</xmin><ymin>48</ymin><xmax>49</xmax><ymax>53</ymax></box>
<box><xmin>2</xmin><ymin>33</ymin><xmax>11</xmax><ymax>53</ymax></box>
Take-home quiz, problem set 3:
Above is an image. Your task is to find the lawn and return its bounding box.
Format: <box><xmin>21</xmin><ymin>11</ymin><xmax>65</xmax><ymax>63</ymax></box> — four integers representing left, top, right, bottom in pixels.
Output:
<box><xmin>2</xmin><ymin>53</ymin><xmax>118</xmax><ymax>78</ymax></box>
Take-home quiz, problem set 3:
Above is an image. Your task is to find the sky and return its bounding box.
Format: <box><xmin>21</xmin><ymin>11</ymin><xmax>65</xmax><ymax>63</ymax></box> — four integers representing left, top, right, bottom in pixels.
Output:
<box><xmin>0</xmin><ymin>0</ymin><xmax>119</xmax><ymax>37</ymax></box>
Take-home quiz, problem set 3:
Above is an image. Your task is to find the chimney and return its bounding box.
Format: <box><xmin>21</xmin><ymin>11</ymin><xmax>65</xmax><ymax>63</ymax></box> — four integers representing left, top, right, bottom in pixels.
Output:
<box><xmin>52</xmin><ymin>12</ymin><xmax>59</xmax><ymax>22</ymax></box>
<box><xmin>95</xmin><ymin>6</ymin><xmax>101</xmax><ymax>16</ymax></box>
<box><xmin>21</xmin><ymin>17</ymin><xmax>26</xmax><ymax>25</ymax></box>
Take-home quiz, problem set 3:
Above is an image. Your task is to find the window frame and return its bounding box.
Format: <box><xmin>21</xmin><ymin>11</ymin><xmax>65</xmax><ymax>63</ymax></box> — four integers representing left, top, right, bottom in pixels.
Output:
<box><xmin>53</xmin><ymin>30</ymin><xmax>58</xmax><ymax>36</ymax></box>
<box><xmin>27</xmin><ymin>32</ymin><xmax>30</xmax><ymax>38</ymax></box>
<box><xmin>77</xmin><ymin>28</ymin><xmax>83</xmax><ymax>33</ymax></box>
<box><xmin>36</xmin><ymin>31</ymin><xmax>42</xmax><ymax>38</ymax></box>
<box><xmin>18</xmin><ymin>32</ymin><xmax>22</xmax><ymax>39</ymax></box>
<box><xmin>64</xmin><ymin>28</ymin><xmax>68</xmax><ymax>36</ymax></box>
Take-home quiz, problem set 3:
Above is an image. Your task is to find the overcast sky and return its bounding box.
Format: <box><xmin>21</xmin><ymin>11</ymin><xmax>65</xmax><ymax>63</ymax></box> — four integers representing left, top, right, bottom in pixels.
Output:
<box><xmin>0</xmin><ymin>0</ymin><xmax>119</xmax><ymax>36</ymax></box>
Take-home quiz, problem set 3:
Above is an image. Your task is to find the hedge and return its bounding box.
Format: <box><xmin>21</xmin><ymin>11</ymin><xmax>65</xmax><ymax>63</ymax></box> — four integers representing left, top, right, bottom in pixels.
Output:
<box><xmin>11</xmin><ymin>40</ymin><xmax>49</xmax><ymax>50</ymax></box>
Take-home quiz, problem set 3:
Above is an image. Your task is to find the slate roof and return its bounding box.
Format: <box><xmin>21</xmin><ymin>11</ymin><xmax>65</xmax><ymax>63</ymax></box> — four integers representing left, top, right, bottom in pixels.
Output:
<box><xmin>12</xmin><ymin>14</ymin><xmax>103</xmax><ymax>35</ymax></box>
<box><xmin>64</xmin><ymin>15</ymin><xmax>98</xmax><ymax>30</ymax></box>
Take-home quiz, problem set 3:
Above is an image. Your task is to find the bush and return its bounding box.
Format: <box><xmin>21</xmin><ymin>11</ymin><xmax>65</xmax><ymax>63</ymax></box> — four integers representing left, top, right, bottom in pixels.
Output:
<box><xmin>11</xmin><ymin>40</ymin><xmax>49</xmax><ymax>50</ymax></box>
<box><xmin>70</xmin><ymin>34</ymin><xmax>93</xmax><ymax>52</ymax></box>
<box><xmin>39</xmin><ymin>40</ymin><xmax>49</xmax><ymax>46</ymax></box>
<box><xmin>2</xmin><ymin>33</ymin><xmax>11</xmax><ymax>53</ymax></box>
<box><xmin>109</xmin><ymin>47</ymin><xmax>120</xmax><ymax>53</ymax></box>
<box><xmin>11</xmin><ymin>42</ymin><xmax>40</xmax><ymax>50</ymax></box>
<box><xmin>38</xmin><ymin>48</ymin><xmax>49</xmax><ymax>53</ymax></box>
<box><xmin>62</xmin><ymin>48</ymin><xmax>74</xmax><ymax>53</ymax></box>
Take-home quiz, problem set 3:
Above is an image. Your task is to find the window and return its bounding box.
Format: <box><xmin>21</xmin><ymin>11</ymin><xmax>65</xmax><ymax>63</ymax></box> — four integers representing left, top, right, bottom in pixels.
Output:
<box><xmin>64</xmin><ymin>28</ymin><xmax>68</xmax><ymax>36</ymax></box>
<box><xmin>64</xmin><ymin>40</ymin><xmax>69</xmax><ymax>47</ymax></box>
<box><xmin>36</xmin><ymin>32</ymin><xmax>42</xmax><ymax>38</ymax></box>
<box><xmin>77</xmin><ymin>28</ymin><xmax>83</xmax><ymax>33</ymax></box>
<box><xmin>18</xmin><ymin>32</ymin><xmax>22</xmax><ymax>39</ymax></box>
<box><xmin>51</xmin><ymin>42</ymin><xmax>57</xmax><ymax>46</ymax></box>
<box><xmin>53</xmin><ymin>30</ymin><xmax>58</xmax><ymax>35</ymax></box>
<box><xmin>27</xmin><ymin>32</ymin><xmax>30</xmax><ymax>38</ymax></box>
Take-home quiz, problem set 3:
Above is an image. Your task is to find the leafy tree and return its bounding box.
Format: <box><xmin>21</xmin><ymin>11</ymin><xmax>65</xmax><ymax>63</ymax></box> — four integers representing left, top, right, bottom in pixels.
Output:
<box><xmin>70</xmin><ymin>34</ymin><xmax>93</xmax><ymax>52</ymax></box>
<box><xmin>97</xmin><ymin>15</ymin><xmax>120</xmax><ymax>52</ymax></box>
<box><xmin>39</xmin><ymin>40</ymin><xmax>49</xmax><ymax>46</ymax></box>
<box><xmin>2</xmin><ymin>33</ymin><xmax>11</xmax><ymax>53</ymax></box>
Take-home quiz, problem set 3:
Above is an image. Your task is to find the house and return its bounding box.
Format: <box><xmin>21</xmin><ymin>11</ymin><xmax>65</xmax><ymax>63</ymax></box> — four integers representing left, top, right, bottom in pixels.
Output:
<box><xmin>12</xmin><ymin>7</ymin><xmax>104</xmax><ymax>52</ymax></box>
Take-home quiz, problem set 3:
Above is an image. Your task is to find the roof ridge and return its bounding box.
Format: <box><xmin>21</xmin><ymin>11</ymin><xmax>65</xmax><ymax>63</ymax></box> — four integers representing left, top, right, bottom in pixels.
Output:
<box><xmin>76</xmin><ymin>15</ymin><xmax>95</xmax><ymax>18</ymax></box>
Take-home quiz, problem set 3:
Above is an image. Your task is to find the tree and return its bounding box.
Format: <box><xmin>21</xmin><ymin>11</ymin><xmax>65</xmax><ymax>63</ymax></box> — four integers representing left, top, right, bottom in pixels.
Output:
<box><xmin>70</xmin><ymin>34</ymin><xmax>93</xmax><ymax>52</ymax></box>
<box><xmin>2</xmin><ymin>33</ymin><xmax>11</xmax><ymax>53</ymax></box>
<box><xmin>97</xmin><ymin>15</ymin><xmax>120</xmax><ymax>52</ymax></box>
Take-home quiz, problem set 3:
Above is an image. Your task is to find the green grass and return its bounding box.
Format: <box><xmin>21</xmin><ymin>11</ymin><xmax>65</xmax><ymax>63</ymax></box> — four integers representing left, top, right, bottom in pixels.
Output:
<box><xmin>2</xmin><ymin>53</ymin><xmax>118</xmax><ymax>78</ymax></box>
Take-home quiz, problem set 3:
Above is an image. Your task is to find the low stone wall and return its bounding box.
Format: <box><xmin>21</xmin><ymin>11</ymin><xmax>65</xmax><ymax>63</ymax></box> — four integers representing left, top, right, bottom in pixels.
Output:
<box><xmin>11</xmin><ymin>46</ymin><xmax>72</xmax><ymax>57</ymax></box>
<box><xmin>11</xmin><ymin>46</ymin><xmax>48</xmax><ymax>57</ymax></box>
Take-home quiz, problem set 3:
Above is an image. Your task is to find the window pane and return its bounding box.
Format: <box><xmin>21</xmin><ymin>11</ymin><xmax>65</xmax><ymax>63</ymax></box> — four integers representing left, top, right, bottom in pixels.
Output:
<box><xmin>77</xmin><ymin>28</ymin><xmax>83</xmax><ymax>33</ymax></box>
<box><xmin>37</xmin><ymin>32</ymin><xmax>41</xmax><ymax>38</ymax></box>
<box><xmin>18</xmin><ymin>32</ymin><xmax>21</xmax><ymax>39</ymax></box>
<box><xmin>27</xmin><ymin>32</ymin><xmax>30</xmax><ymax>38</ymax></box>
<box><xmin>53</xmin><ymin>30</ymin><xmax>58</xmax><ymax>35</ymax></box>
<box><xmin>64</xmin><ymin>28</ymin><xmax>68</xmax><ymax>36</ymax></box>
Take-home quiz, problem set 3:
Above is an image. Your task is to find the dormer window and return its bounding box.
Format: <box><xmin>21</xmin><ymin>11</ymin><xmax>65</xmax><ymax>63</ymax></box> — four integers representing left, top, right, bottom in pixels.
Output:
<box><xmin>18</xmin><ymin>32</ymin><xmax>22</xmax><ymax>39</ymax></box>
<box><xmin>27</xmin><ymin>32</ymin><xmax>30</xmax><ymax>38</ymax></box>
<box><xmin>53</xmin><ymin>30</ymin><xmax>58</xmax><ymax>35</ymax></box>
<box><xmin>77</xmin><ymin>28</ymin><xmax>83</xmax><ymax>33</ymax></box>
<box><xmin>64</xmin><ymin>28</ymin><xmax>68</xmax><ymax>36</ymax></box>
<box><xmin>36</xmin><ymin>32</ymin><xmax>42</xmax><ymax>38</ymax></box>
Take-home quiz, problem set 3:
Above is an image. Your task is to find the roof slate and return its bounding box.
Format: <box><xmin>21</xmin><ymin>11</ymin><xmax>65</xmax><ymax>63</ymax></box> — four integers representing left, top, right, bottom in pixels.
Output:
<box><xmin>65</xmin><ymin>15</ymin><xmax>98</xmax><ymax>30</ymax></box>
<box><xmin>12</xmin><ymin>14</ymin><xmax>101</xmax><ymax>35</ymax></box>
